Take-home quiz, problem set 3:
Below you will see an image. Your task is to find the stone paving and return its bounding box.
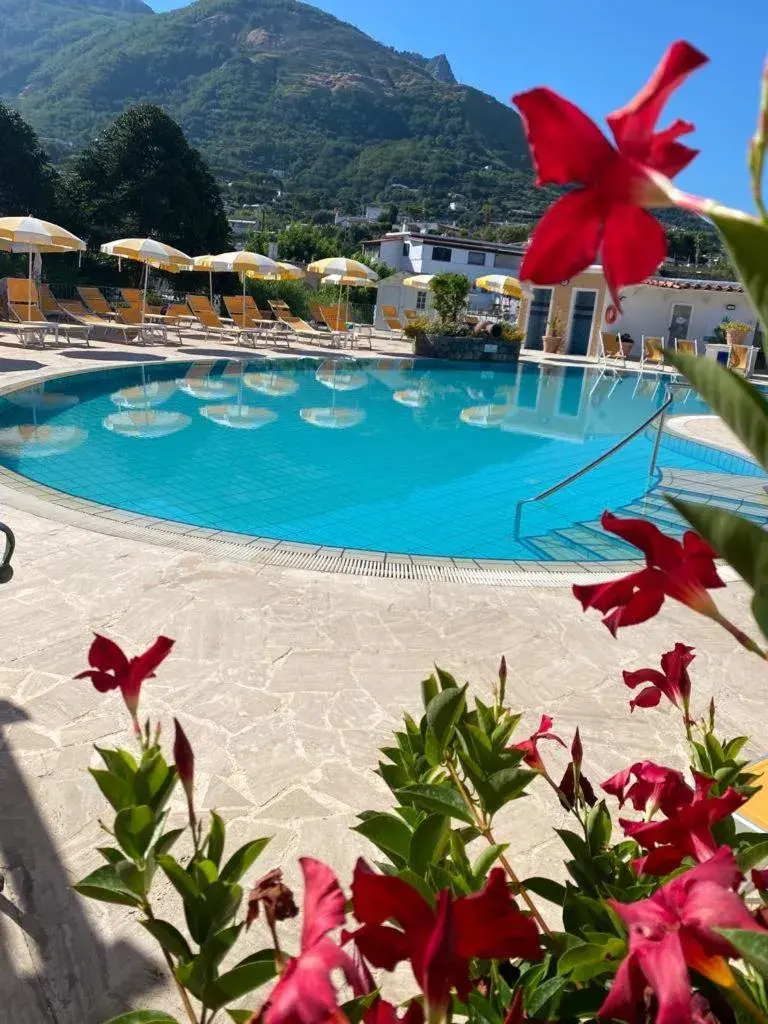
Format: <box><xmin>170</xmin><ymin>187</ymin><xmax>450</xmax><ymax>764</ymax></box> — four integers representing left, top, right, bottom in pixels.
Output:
<box><xmin>1</xmin><ymin>332</ymin><xmax>766</xmax><ymax>1022</ymax></box>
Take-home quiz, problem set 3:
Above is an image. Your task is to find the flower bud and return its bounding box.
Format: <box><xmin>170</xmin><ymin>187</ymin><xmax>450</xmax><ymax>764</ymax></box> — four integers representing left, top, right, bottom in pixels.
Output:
<box><xmin>173</xmin><ymin>718</ymin><xmax>196</xmax><ymax>831</ymax></box>
<box><xmin>571</xmin><ymin>728</ymin><xmax>583</xmax><ymax>768</ymax></box>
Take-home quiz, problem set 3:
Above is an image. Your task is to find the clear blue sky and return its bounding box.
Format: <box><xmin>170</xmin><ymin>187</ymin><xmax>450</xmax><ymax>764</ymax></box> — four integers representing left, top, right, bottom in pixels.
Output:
<box><xmin>148</xmin><ymin>0</ymin><xmax>766</xmax><ymax>212</ymax></box>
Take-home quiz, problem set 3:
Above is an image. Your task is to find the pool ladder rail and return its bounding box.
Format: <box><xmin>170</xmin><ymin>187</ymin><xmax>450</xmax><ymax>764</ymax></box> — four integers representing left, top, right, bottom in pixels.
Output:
<box><xmin>0</xmin><ymin>521</ymin><xmax>15</xmax><ymax>583</ymax></box>
<box><xmin>513</xmin><ymin>386</ymin><xmax>675</xmax><ymax>540</ymax></box>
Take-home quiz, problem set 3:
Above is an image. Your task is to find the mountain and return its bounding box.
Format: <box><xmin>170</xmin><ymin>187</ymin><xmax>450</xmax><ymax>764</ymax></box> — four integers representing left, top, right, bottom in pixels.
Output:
<box><xmin>0</xmin><ymin>0</ymin><xmax>548</xmax><ymax>218</ymax></box>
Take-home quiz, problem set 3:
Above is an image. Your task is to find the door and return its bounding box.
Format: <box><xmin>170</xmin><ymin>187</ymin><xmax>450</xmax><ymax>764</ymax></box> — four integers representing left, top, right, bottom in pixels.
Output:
<box><xmin>567</xmin><ymin>290</ymin><xmax>597</xmax><ymax>356</ymax></box>
<box><xmin>524</xmin><ymin>288</ymin><xmax>552</xmax><ymax>350</ymax></box>
<box><xmin>668</xmin><ymin>303</ymin><xmax>693</xmax><ymax>342</ymax></box>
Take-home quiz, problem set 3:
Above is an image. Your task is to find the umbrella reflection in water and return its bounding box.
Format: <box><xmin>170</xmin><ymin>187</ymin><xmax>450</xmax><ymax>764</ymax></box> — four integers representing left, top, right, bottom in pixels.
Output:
<box><xmin>103</xmin><ymin>410</ymin><xmax>191</xmax><ymax>439</ymax></box>
<box><xmin>177</xmin><ymin>363</ymin><xmax>239</xmax><ymax>401</ymax></box>
<box><xmin>315</xmin><ymin>359</ymin><xmax>368</xmax><ymax>392</ymax></box>
<box><xmin>299</xmin><ymin>407</ymin><xmax>366</xmax><ymax>430</ymax></box>
<box><xmin>5</xmin><ymin>387</ymin><xmax>79</xmax><ymax>411</ymax></box>
<box><xmin>200</xmin><ymin>404</ymin><xmax>277</xmax><ymax>430</ymax></box>
<box><xmin>243</xmin><ymin>372</ymin><xmax>299</xmax><ymax>397</ymax></box>
<box><xmin>0</xmin><ymin>424</ymin><xmax>87</xmax><ymax>458</ymax></box>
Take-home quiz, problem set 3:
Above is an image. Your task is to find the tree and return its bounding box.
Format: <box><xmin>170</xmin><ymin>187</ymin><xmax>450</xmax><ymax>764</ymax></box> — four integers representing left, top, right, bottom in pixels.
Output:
<box><xmin>61</xmin><ymin>104</ymin><xmax>230</xmax><ymax>255</ymax></box>
<box><xmin>431</xmin><ymin>273</ymin><xmax>470</xmax><ymax>323</ymax></box>
<box><xmin>0</xmin><ymin>102</ymin><xmax>59</xmax><ymax>218</ymax></box>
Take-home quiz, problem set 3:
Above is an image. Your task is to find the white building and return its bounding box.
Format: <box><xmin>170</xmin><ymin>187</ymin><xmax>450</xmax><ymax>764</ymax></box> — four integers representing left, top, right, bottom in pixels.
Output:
<box><xmin>364</xmin><ymin>231</ymin><xmax>524</xmax><ymax>330</ymax></box>
<box><xmin>611</xmin><ymin>277</ymin><xmax>763</xmax><ymax>355</ymax></box>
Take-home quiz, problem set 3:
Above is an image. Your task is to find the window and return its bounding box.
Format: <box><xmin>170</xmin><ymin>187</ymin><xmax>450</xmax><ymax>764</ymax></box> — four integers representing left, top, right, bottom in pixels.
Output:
<box><xmin>416</xmin><ymin>291</ymin><xmax>427</xmax><ymax>311</ymax></box>
<box><xmin>402</xmin><ymin>243</ymin><xmax>410</xmax><ymax>257</ymax></box>
<box><xmin>494</xmin><ymin>252</ymin><xmax>518</xmax><ymax>270</ymax></box>
<box><xmin>432</xmin><ymin>246</ymin><xmax>452</xmax><ymax>262</ymax></box>
<box><xmin>467</xmin><ymin>251</ymin><xmax>486</xmax><ymax>266</ymax></box>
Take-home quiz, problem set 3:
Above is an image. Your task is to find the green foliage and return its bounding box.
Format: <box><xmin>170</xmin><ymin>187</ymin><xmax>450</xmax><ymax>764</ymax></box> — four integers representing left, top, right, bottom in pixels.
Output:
<box><xmin>431</xmin><ymin>272</ymin><xmax>470</xmax><ymax>323</ymax></box>
<box><xmin>60</xmin><ymin>104</ymin><xmax>230</xmax><ymax>255</ymax></box>
<box><xmin>0</xmin><ymin>102</ymin><xmax>60</xmax><ymax>217</ymax></box>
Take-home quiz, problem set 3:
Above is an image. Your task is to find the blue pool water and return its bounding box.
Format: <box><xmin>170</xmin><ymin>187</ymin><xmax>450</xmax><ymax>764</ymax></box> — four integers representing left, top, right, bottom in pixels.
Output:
<box><xmin>0</xmin><ymin>358</ymin><xmax>764</xmax><ymax>562</ymax></box>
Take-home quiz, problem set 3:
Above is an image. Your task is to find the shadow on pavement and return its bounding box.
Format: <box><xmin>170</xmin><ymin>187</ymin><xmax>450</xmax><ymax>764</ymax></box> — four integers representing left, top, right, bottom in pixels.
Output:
<box><xmin>0</xmin><ymin>700</ymin><xmax>162</xmax><ymax>1023</ymax></box>
<box><xmin>0</xmin><ymin>358</ymin><xmax>47</xmax><ymax>373</ymax></box>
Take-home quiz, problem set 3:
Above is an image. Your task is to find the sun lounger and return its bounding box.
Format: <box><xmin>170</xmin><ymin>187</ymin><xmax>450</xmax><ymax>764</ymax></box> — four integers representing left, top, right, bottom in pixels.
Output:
<box><xmin>728</xmin><ymin>343</ymin><xmax>752</xmax><ymax>376</ymax></box>
<box><xmin>120</xmin><ymin>288</ymin><xmax>142</xmax><ymax>307</ymax></box>
<box><xmin>78</xmin><ymin>286</ymin><xmax>115</xmax><ymax>317</ymax></box>
<box><xmin>674</xmin><ymin>338</ymin><xmax>698</xmax><ymax>356</ymax></box>
<box><xmin>268</xmin><ymin>299</ymin><xmax>339</xmax><ymax>345</ymax></box>
<box><xmin>381</xmin><ymin>305</ymin><xmax>405</xmax><ymax>332</ymax></box>
<box><xmin>186</xmin><ymin>294</ymin><xmax>268</xmax><ymax>347</ymax></box>
<box><xmin>39</xmin><ymin>283</ymin><xmax>63</xmax><ymax>318</ymax></box>
<box><xmin>641</xmin><ymin>336</ymin><xmax>666</xmax><ymax>369</ymax></box>
<box><xmin>57</xmin><ymin>300</ymin><xmax>135</xmax><ymax>344</ymax></box>
<box><xmin>3</xmin><ymin>279</ymin><xmax>81</xmax><ymax>346</ymax></box>
<box><xmin>599</xmin><ymin>331</ymin><xmax>626</xmax><ymax>365</ymax></box>
<box><xmin>403</xmin><ymin>309</ymin><xmax>419</xmax><ymax>322</ymax></box>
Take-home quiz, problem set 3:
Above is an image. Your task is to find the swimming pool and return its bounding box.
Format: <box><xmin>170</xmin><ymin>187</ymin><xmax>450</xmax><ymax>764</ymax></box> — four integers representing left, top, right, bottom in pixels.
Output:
<box><xmin>0</xmin><ymin>357</ymin><xmax>765</xmax><ymax>563</ymax></box>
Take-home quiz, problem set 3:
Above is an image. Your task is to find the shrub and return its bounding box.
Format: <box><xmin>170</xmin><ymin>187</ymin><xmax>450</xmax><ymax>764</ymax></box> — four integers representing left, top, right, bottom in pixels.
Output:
<box><xmin>431</xmin><ymin>272</ymin><xmax>470</xmax><ymax>323</ymax></box>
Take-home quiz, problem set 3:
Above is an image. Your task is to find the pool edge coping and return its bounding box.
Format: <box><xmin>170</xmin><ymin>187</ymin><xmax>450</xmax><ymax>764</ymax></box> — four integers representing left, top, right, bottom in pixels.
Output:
<box><xmin>0</xmin><ymin>359</ymin><xmax>746</xmax><ymax>588</ymax></box>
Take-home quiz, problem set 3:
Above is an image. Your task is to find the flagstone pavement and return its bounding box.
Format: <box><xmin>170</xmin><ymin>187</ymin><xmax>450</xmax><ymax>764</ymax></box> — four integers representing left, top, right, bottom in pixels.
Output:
<box><xmin>0</xmin><ymin>335</ymin><xmax>765</xmax><ymax>1022</ymax></box>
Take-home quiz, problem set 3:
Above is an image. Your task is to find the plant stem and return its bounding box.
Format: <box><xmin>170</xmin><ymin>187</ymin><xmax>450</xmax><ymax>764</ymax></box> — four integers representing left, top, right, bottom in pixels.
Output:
<box><xmin>446</xmin><ymin>760</ymin><xmax>553</xmax><ymax>939</ymax></box>
<box><xmin>750</xmin><ymin>57</ymin><xmax>768</xmax><ymax>223</ymax></box>
<box><xmin>712</xmin><ymin>610</ymin><xmax>768</xmax><ymax>661</ymax></box>
<box><xmin>144</xmin><ymin>902</ymin><xmax>199</xmax><ymax>1024</ymax></box>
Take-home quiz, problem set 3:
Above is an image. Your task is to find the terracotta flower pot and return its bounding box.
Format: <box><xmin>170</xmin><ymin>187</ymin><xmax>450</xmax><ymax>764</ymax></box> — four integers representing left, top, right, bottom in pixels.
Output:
<box><xmin>620</xmin><ymin>340</ymin><xmax>633</xmax><ymax>358</ymax></box>
<box><xmin>542</xmin><ymin>335</ymin><xmax>562</xmax><ymax>354</ymax></box>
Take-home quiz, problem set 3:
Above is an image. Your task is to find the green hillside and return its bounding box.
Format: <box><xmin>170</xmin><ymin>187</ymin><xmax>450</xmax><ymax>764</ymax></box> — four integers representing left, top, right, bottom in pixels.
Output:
<box><xmin>3</xmin><ymin>0</ymin><xmax>550</xmax><ymax>218</ymax></box>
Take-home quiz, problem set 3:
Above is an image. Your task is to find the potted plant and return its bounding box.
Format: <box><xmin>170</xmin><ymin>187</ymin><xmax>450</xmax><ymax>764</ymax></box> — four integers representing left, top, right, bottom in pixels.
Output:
<box><xmin>542</xmin><ymin>310</ymin><xmax>563</xmax><ymax>353</ymax></box>
<box><xmin>724</xmin><ymin>320</ymin><xmax>753</xmax><ymax>345</ymax></box>
<box><xmin>619</xmin><ymin>331</ymin><xmax>635</xmax><ymax>357</ymax></box>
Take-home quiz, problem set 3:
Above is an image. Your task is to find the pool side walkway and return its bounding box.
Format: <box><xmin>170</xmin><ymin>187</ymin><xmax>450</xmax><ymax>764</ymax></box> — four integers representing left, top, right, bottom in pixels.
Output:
<box><xmin>1</xmin><ymin>333</ymin><xmax>766</xmax><ymax>1022</ymax></box>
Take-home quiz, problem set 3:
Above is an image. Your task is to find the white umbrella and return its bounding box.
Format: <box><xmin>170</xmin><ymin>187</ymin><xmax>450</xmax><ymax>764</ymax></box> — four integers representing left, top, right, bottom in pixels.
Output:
<box><xmin>0</xmin><ymin>217</ymin><xmax>85</xmax><ymax>320</ymax></box>
<box><xmin>100</xmin><ymin>238</ymin><xmax>193</xmax><ymax>321</ymax></box>
<box><xmin>307</xmin><ymin>257</ymin><xmax>377</xmax><ymax>280</ymax></box>
<box><xmin>208</xmin><ymin>251</ymin><xmax>279</xmax><ymax>315</ymax></box>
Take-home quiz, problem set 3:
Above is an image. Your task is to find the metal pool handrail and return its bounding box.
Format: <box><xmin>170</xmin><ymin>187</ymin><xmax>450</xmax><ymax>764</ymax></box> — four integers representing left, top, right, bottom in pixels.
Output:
<box><xmin>0</xmin><ymin>521</ymin><xmax>15</xmax><ymax>583</ymax></box>
<box><xmin>513</xmin><ymin>386</ymin><xmax>675</xmax><ymax>538</ymax></box>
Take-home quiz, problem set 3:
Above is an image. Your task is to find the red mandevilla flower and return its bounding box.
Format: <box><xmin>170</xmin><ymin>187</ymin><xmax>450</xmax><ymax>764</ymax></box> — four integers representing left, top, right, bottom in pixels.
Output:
<box><xmin>620</xmin><ymin>773</ymin><xmax>746</xmax><ymax>876</ymax></box>
<box><xmin>603</xmin><ymin>761</ymin><xmax>691</xmax><ymax>818</ymax></box>
<box><xmin>76</xmin><ymin>633</ymin><xmax>174</xmax><ymax>729</ymax></box>
<box><xmin>572</xmin><ymin>513</ymin><xmax>725</xmax><ymax>636</ymax></box>
<box><xmin>600</xmin><ymin>848</ymin><xmax>764</xmax><ymax>1024</ymax></box>
<box><xmin>513</xmin><ymin>41</ymin><xmax>708</xmax><ymax>307</ymax></box>
<box><xmin>623</xmin><ymin>643</ymin><xmax>695</xmax><ymax>717</ymax></box>
<box><xmin>511</xmin><ymin>715</ymin><xmax>566</xmax><ymax>773</ymax></box>
<box><xmin>264</xmin><ymin>858</ymin><xmax>368</xmax><ymax>1024</ymax></box>
<box><xmin>345</xmin><ymin>861</ymin><xmax>541</xmax><ymax>1017</ymax></box>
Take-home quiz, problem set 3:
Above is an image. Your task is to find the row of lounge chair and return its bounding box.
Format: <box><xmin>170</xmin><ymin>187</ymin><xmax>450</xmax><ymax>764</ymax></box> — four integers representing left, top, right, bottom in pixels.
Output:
<box><xmin>381</xmin><ymin>305</ymin><xmax>420</xmax><ymax>333</ymax></box>
<box><xmin>0</xmin><ymin>279</ymin><xmax>370</xmax><ymax>350</ymax></box>
<box><xmin>600</xmin><ymin>332</ymin><xmax>752</xmax><ymax>375</ymax></box>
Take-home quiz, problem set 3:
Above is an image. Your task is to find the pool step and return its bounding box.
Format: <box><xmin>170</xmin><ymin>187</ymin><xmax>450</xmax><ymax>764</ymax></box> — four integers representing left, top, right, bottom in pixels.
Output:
<box><xmin>523</xmin><ymin>467</ymin><xmax>768</xmax><ymax>563</ymax></box>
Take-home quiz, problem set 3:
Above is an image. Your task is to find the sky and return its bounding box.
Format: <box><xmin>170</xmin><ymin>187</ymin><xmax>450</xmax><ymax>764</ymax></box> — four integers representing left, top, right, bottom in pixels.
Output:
<box><xmin>147</xmin><ymin>0</ymin><xmax>767</xmax><ymax>212</ymax></box>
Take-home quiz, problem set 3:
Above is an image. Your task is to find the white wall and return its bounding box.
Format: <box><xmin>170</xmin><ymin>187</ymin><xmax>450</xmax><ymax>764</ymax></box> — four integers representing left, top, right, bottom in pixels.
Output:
<box><xmin>613</xmin><ymin>285</ymin><xmax>757</xmax><ymax>356</ymax></box>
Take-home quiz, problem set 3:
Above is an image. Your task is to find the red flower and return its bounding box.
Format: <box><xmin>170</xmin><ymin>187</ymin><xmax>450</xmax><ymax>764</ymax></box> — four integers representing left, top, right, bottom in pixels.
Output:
<box><xmin>173</xmin><ymin>718</ymin><xmax>196</xmax><ymax>832</ymax></box>
<box><xmin>753</xmin><ymin>869</ymin><xmax>768</xmax><ymax>893</ymax></box>
<box><xmin>513</xmin><ymin>41</ymin><xmax>707</xmax><ymax>307</ymax></box>
<box><xmin>623</xmin><ymin>644</ymin><xmax>695</xmax><ymax>717</ymax></box>
<box><xmin>603</xmin><ymin>761</ymin><xmax>691</xmax><ymax>818</ymax></box>
<box><xmin>76</xmin><ymin>634</ymin><xmax>174</xmax><ymax>726</ymax></box>
<box><xmin>600</xmin><ymin>848</ymin><xmax>762</xmax><ymax>1024</ymax></box>
<box><xmin>265</xmin><ymin>858</ymin><xmax>368</xmax><ymax>1024</ymax></box>
<box><xmin>511</xmin><ymin>715</ymin><xmax>566</xmax><ymax>773</ymax></box>
<box><xmin>365</xmin><ymin>1001</ymin><xmax>423</xmax><ymax>1024</ymax></box>
<box><xmin>346</xmin><ymin>861</ymin><xmax>541</xmax><ymax>1015</ymax></box>
<box><xmin>572</xmin><ymin>513</ymin><xmax>725</xmax><ymax>636</ymax></box>
<box><xmin>620</xmin><ymin>773</ymin><xmax>746</xmax><ymax>875</ymax></box>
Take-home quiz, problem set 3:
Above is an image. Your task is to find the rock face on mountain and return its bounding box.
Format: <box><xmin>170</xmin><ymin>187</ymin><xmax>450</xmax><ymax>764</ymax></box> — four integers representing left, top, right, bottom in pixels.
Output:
<box><xmin>2</xmin><ymin>0</ymin><xmax>546</xmax><ymax>216</ymax></box>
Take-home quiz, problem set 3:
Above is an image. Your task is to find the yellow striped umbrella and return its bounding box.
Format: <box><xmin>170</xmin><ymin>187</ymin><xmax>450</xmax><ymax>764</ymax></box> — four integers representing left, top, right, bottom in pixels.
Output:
<box><xmin>475</xmin><ymin>274</ymin><xmax>523</xmax><ymax>298</ymax></box>
<box><xmin>402</xmin><ymin>274</ymin><xmax>435</xmax><ymax>289</ymax></box>
<box><xmin>307</xmin><ymin>257</ymin><xmax>377</xmax><ymax>281</ymax></box>
<box><xmin>0</xmin><ymin>216</ymin><xmax>86</xmax><ymax>319</ymax></box>
<box><xmin>208</xmin><ymin>250</ymin><xmax>279</xmax><ymax>311</ymax></box>
<box><xmin>192</xmin><ymin>254</ymin><xmax>216</xmax><ymax>302</ymax></box>
<box><xmin>101</xmin><ymin>238</ymin><xmax>193</xmax><ymax>320</ymax></box>
<box><xmin>247</xmin><ymin>261</ymin><xmax>305</xmax><ymax>282</ymax></box>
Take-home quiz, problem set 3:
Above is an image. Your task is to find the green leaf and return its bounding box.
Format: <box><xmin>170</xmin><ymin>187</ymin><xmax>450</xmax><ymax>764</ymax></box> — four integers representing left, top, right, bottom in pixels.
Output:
<box><xmin>738</xmin><ymin>839</ymin><xmax>768</xmax><ymax>872</ymax></box>
<box><xmin>220</xmin><ymin>837</ymin><xmax>271</xmax><ymax>884</ymax></box>
<box><xmin>204</xmin><ymin>880</ymin><xmax>243</xmax><ymax>935</ymax></box>
<box><xmin>73</xmin><ymin>865</ymin><xmax>143</xmax><ymax>907</ymax></box>
<box><xmin>525</xmin><ymin>975</ymin><xmax>568</xmax><ymax>1017</ymax></box>
<box><xmin>521</xmin><ymin>876</ymin><xmax>566</xmax><ymax>906</ymax></box>
<box><xmin>193</xmin><ymin>859</ymin><xmax>219</xmax><ymax>888</ymax></box>
<box><xmin>421</xmin><ymin>673</ymin><xmax>439</xmax><ymax>710</ymax></box>
<box><xmin>154</xmin><ymin>828</ymin><xmax>185</xmax><ymax>858</ymax></box>
<box><xmin>425</xmin><ymin>684</ymin><xmax>467</xmax><ymax>765</ymax></box>
<box><xmin>227</xmin><ymin>1013</ymin><xmax>254</xmax><ymax>1024</ymax></box>
<box><xmin>89</xmin><ymin>769</ymin><xmax>133</xmax><ymax>812</ymax></box>
<box><xmin>114</xmin><ymin>805</ymin><xmax>156</xmax><ymax>860</ymax></box>
<box><xmin>483</xmin><ymin>767</ymin><xmax>537</xmax><ymax>814</ymax></box>
<box><xmin>708</xmin><ymin>209</ymin><xmax>768</xmax><ymax>353</ymax></box>
<box><xmin>667</xmin><ymin>351</ymin><xmax>768</xmax><ymax>471</ymax></box>
<box><xmin>354</xmin><ymin>812</ymin><xmax>412</xmax><ymax>862</ymax></box>
<box><xmin>158</xmin><ymin>855</ymin><xmax>201</xmax><ymax>903</ymax></box>
<box><xmin>408</xmin><ymin>813</ymin><xmax>450</xmax><ymax>875</ymax></box>
<box><xmin>586</xmin><ymin>801</ymin><xmax>612</xmax><ymax>853</ymax></box>
<box><xmin>667</xmin><ymin>498</ymin><xmax>768</xmax><ymax>639</ymax></box>
<box><xmin>434</xmin><ymin>666</ymin><xmax>459</xmax><ymax>690</ymax></box>
<box><xmin>396</xmin><ymin>783</ymin><xmax>474</xmax><ymax>824</ymax></box>
<box><xmin>208</xmin><ymin>811</ymin><xmax>226</xmax><ymax>868</ymax></box>
<box><xmin>103</xmin><ymin>1013</ymin><xmax>180</xmax><ymax>1024</ymax></box>
<box><xmin>141</xmin><ymin>919</ymin><xmax>193</xmax><ymax>962</ymax></box>
<box><xmin>115</xmin><ymin>859</ymin><xmax>147</xmax><ymax>897</ymax></box>
<box><xmin>472</xmin><ymin>844</ymin><xmax>508</xmax><ymax>881</ymax></box>
<box><xmin>719</xmin><ymin>929</ymin><xmax>768</xmax><ymax>979</ymax></box>
<box><xmin>558</xmin><ymin>943</ymin><xmax>607</xmax><ymax>975</ymax></box>
<box><xmin>203</xmin><ymin>949</ymin><xmax>277</xmax><ymax>1012</ymax></box>
<box><xmin>97</xmin><ymin>846</ymin><xmax>125</xmax><ymax>865</ymax></box>
<box><xmin>96</xmin><ymin>746</ymin><xmax>138</xmax><ymax>780</ymax></box>
<box><xmin>724</xmin><ymin>736</ymin><xmax>750</xmax><ymax>760</ymax></box>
